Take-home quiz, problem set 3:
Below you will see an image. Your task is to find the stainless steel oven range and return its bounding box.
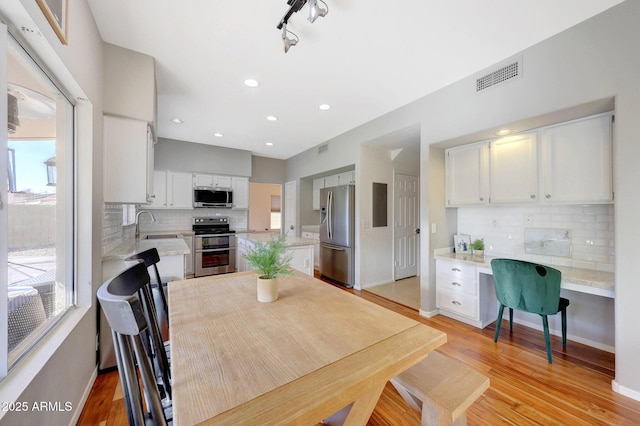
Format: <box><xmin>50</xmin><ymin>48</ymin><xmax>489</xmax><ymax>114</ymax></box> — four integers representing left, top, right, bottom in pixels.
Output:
<box><xmin>193</xmin><ymin>217</ymin><xmax>236</xmax><ymax>277</ymax></box>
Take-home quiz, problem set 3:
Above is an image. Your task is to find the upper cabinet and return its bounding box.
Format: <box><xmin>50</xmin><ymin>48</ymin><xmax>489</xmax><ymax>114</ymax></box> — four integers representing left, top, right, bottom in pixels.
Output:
<box><xmin>193</xmin><ymin>174</ymin><xmax>232</xmax><ymax>188</ymax></box>
<box><xmin>540</xmin><ymin>114</ymin><xmax>613</xmax><ymax>204</ymax></box>
<box><xmin>103</xmin><ymin>43</ymin><xmax>157</xmax><ymax>126</ymax></box>
<box><xmin>446</xmin><ymin>142</ymin><xmax>488</xmax><ymax>206</ymax></box>
<box><xmin>148</xmin><ymin>171</ymin><xmax>193</xmax><ymax>209</ymax></box>
<box><xmin>104</xmin><ymin>115</ymin><xmax>155</xmax><ymax>204</ymax></box>
<box><xmin>312</xmin><ymin>170</ymin><xmax>355</xmax><ymax>210</ymax></box>
<box><xmin>231</xmin><ymin>177</ymin><xmax>249</xmax><ymax>209</ymax></box>
<box><xmin>445</xmin><ymin>112</ymin><xmax>613</xmax><ymax>206</ymax></box>
<box><xmin>489</xmin><ymin>132</ymin><xmax>538</xmax><ymax>204</ymax></box>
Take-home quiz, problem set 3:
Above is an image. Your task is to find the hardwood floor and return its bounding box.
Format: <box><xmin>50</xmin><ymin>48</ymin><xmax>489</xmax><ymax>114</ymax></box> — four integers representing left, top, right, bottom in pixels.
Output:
<box><xmin>77</xmin><ymin>280</ymin><xmax>640</xmax><ymax>425</ymax></box>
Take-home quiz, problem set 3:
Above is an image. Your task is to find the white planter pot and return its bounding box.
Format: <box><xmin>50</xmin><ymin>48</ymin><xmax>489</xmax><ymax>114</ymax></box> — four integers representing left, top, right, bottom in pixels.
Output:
<box><xmin>257</xmin><ymin>277</ymin><xmax>279</xmax><ymax>302</ymax></box>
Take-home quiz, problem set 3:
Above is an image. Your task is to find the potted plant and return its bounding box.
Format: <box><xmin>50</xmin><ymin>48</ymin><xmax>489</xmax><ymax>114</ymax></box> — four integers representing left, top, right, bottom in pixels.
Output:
<box><xmin>470</xmin><ymin>238</ymin><xmax>485</xmax><ymax>257</ymax></box>
<box><xmin>244</xmin><ymin>234</ymin><xmax>294</xmax><ymax>302</ymax></box>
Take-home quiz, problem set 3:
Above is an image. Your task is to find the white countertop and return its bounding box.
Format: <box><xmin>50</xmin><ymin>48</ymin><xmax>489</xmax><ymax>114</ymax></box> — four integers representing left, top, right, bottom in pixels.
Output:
<box><xmin>434</xmin><ymin>250</ymin><xmax>615</xmax><ymax>298</ymax></box>
<box><xmin>239</xmin><ymin>233</ymin><xmax>317</xmax><ymax>247</ymax></box>
<box><xmin>103</xmin><ymin>237</ymin><xmax>190</xmax><ymax>260</ymax></box>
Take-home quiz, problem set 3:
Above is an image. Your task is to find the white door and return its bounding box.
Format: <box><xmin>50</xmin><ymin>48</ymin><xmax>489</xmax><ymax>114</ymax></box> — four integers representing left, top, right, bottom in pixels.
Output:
<box><xmin>0</xmin><ymin>25</ymin><xmax>8</xmax><ymax>374</ymax></box>
<box><xmin>394</xmin><ymin>173</ymin><xmax>419</xmax><ymax>280</ymax></box>
<box><xmin>284</xmin><ymin>180</ymin><xmax>297</xmax><ymax>235</ymax></box>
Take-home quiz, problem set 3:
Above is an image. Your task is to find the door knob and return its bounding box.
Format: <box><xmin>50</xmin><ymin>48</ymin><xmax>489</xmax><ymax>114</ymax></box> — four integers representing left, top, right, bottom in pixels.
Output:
<box><xmin>415</xmin><ymin>228</ymin><xmax>420</xmax><ymax>234</ymax></box>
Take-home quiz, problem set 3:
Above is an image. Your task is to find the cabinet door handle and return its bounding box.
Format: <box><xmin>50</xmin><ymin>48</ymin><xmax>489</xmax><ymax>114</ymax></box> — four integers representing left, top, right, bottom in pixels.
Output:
<box><xmin>451</xmin><ymin>282</ymin><xmax>462</xmax><ymax>287</ymax></box>
<box><xmin>530</xmin><ymin>194</ymin><xmax>536</xmax><ymax>199</ymax></box>
<box><xmin>451</xmin><ymin>268</ymin><xmax>461</xmax><ymax>272</ymax></box>
<box><xmin>451</xmin><ymin>301</ymin><xmax>462</xmax><ymax>306</ymax></box>
<box><xmin>546</xmin><ymin>194</ymin><xmax>551</xmax><ymax>198</ymax></box>
<box><xmin>479</xmin><ymin>197</ymin><xmax>484</xmax><ymax>201</ymax></box>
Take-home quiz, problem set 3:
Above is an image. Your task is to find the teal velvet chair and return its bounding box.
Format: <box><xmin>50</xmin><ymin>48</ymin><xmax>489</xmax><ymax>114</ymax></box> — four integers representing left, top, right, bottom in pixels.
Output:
<box><xmin>490</xmin><ymin>259</ymin><xmax>570</xmax><ymax>364</ymax></box>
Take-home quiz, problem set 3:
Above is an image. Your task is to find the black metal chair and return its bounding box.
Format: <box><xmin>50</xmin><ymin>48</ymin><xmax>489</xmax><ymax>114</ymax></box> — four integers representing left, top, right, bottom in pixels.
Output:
<box><xmin>100</xmin><ymin>261</ymin><xmax>171</xmax><ymax>400</ymax></box>
<box><xmin>98</xmin><ymin>262</ymin><xmax>172</xmax><ymax>425</ymax></box>
<box><xmin>127</xmin><ymin>248</ymin><xmax>169</xmax><ymax>326</ymax></box>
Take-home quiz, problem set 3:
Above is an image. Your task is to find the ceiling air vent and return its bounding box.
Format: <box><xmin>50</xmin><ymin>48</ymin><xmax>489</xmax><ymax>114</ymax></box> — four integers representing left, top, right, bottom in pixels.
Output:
<box><xmin>476</xmin><ymin>58</ymin><xmax>522</xmax><ymax>92</ymax></box>
<box><xmin>317</xmin><ymin>144</ymin><xmax>328</xmax><ymax>154</ymax></box>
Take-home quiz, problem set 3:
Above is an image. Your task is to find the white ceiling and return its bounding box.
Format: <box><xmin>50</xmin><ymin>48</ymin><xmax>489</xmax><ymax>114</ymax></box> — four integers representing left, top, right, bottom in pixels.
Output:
<box><xmin>87</xmin><ymin>0</ymin><xmax>624</xmax><ymax>160</ymax></box>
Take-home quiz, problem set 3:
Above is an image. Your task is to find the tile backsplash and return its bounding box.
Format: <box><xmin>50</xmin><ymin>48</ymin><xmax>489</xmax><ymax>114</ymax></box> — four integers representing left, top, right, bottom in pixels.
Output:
<box><xmin>457</xmin><ymin>204</ymin><xmax>614</xmax><ymax>272</ymax></box>
<box><xmin>102</xmin><ymin>205</ymin><xmax>248</xmax><ymax>255</ymax></box>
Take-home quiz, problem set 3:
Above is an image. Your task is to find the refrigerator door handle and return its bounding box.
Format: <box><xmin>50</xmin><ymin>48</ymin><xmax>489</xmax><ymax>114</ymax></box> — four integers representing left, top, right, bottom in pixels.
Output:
<box><xmin>327</xmin><ymin>190</ymin><xmax>333</xmax><ymax>240</ymax></box>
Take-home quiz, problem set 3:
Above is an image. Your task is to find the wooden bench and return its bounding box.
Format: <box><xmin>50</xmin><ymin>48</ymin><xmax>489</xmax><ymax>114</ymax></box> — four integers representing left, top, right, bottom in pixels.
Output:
<box><xmin>390</xmin><ymin>351</ymin><xmax>489</xmax><ymax>426</ymax></box>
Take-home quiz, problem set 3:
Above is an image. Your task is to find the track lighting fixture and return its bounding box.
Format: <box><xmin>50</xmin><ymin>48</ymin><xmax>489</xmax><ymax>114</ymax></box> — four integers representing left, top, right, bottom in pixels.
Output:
<box><xmin>276</xmin><ymin>0</ymin><xmax>328</xmax><ymax>53</ymax></box>
<box><xmin>308</xmin><ymin>0</ymin><xmax>328</xmax><ymax>23</ymax></box>
<box><xmin>282</xmin><ymin>23</ymin><xmax>299</xmax><ymax>53</ymax></box>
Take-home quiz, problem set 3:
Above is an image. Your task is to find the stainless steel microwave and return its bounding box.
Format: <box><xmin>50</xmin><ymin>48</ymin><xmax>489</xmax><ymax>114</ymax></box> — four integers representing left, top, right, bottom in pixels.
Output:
<box><xmin>193</xmin><ymin>186</ymin><xmax>233</xmax><ymax>208</ymax></box>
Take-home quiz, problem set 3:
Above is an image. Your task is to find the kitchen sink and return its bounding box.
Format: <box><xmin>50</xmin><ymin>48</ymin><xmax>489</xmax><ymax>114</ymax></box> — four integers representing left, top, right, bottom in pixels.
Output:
<box><xmin>144</xmin><ymin>234</ymin><xmax>181</xmax><ymax>239</ymax></box>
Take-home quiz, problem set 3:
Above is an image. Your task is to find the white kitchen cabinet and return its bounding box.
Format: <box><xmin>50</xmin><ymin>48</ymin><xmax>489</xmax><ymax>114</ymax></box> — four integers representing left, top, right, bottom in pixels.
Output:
<box><xmin>148</xmin><ymin>171</ymin><xmax>167</xmax><ymax>208</ymax></box>
<box><xmin>302</xmin><ymin>231</ymin><xmax>320</xmax><ymax>269</ymax></box>
<box><xmin>541</xmin><ymin>113</ymin><xmax>613</xmax><ymax>204</ymax></box>
<box><xmin>489</xmin><ymin>132</ymin><xmax>538</xmax><ymax>204</ymax></box>
<box><xmin>337</xmin><ymin>171</ymin><xmax>355</xmax><ymax>185</ymax></box>
<box><xmin>104</xmin><ymin>115</ymin><xmax>155</xmax><ymax>204</ymax></box>
<box><xmin>213</xmin><ymin>175</ymin><xmax>232</xmax><ymax>188</ymax></box>
<box><xmin>183</xmin><ymin>234</ymin><xmax>194</xmax><ymax>278</ymax></box>
<box><xmin>312</xmin><ymin>178</ymin><xmax>324</xmax><ymax>210</ymax></box>
<box><xmin>288</xmin><ymin>245</ymin><xmax>314</xmax><ymax>276</ymax></box>
<box><xmin>193</xmin><ymin>173</ymin><xmax>212</xmax><ymax>187</ymax></box>
<box><xmin>148</xmin><ymin>171</ymin><xmax>193</xmax><ymax>209</ymax></box>
<box><xmin>436</xmin><ymin>259</ymin><xmax>497</xmax><ymax>328</ymax></box>
<box><xmin>446</xmin><ymin>142</ymin><xmax>488</xmax><ymax>206</ymax></box>
<box><xmin>232</xmin><ymin>176</ymin><xmax>249</xmax><ymax>209</ymax></box>
<box><xmin>324</xmin><ymin>174</ymin><xmax>339</xmax><ymax>188</ymax></box>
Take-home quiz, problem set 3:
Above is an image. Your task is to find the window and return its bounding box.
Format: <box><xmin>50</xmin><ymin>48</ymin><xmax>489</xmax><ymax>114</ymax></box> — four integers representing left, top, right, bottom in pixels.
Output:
<box><xmin>2</xmin><ymin>32</ymin><xmax>75</xmax><ymax>371</ymax></box>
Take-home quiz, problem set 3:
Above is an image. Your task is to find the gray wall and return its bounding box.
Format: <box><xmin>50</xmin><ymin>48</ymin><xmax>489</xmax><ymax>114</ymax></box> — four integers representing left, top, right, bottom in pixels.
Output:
<box><xmin>251</xmin><ymin>155</ymin><xmax>287</xmax><ymax>184</ymax></box>
<box><xmin>155</xmin><ymin>137</ymin><xmax>252</xmax><ymax>176</ymax></box>
<box><xmin>285</xmin><ymin>0</ymin><xmax>640</xmax><ymax>399</ymax></box>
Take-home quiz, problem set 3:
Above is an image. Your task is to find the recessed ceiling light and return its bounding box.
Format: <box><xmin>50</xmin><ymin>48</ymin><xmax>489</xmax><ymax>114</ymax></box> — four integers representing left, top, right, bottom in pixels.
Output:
<box><xmin>244</xmin><ymin>79</ymin><xmax>260</xmax><ymax>88</ymax></box>
<box><xmin>318</xmin><ymin>104</ymin><xmax>331</xmax><ymax>111</ymax></box>
<box><xmin>214</xmin><ymin>132</ymin><xmax>224</xmax><ymax>138</ymax></box>
<box><xmin>266</xmin><ymin>115</ymin><xmax>278</xmax><ymax>121</ymax></box>
<box><xmin>170</xmin><ymin>118</ymin><xmax>183</xmax><ymax>124</ymax></box>
<box><xmin>495</xmin><ymin>129</ymin><xmax>513</xmax><ymax>136</ymax></box>
<box><xmin>265</xmin><ymin>142</ymin><xmax>274</xmax><ymax>146</ymax></box>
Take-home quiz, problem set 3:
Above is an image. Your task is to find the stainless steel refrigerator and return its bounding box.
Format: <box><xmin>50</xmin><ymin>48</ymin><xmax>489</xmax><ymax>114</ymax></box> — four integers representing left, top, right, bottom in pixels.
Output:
<box><xmin>319</xmin><ymin>184</ymin><xmax>355</xmax><ymax>288</ymax></box>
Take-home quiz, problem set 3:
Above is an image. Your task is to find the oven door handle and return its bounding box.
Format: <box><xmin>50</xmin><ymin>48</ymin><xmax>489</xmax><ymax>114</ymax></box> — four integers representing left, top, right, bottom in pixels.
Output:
<box><xmin>196</xmin><ymin>247</ymin><xmax>235</xmax><ymax>253</ymax></box>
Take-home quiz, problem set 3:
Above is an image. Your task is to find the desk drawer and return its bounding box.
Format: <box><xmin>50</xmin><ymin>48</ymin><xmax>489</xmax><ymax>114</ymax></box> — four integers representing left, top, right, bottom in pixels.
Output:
<box><xmin>436</xmin><ymin>260</ymin><xmax>476</xmax><ymax>282</ymax></box>
<box><xmin>437</xmin><ymin>290</ymin><xmax>478</xmax><ymax>319</ymax></box>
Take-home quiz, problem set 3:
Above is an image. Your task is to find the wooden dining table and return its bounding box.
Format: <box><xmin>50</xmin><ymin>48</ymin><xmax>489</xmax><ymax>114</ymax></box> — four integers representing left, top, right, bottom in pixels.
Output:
<box><xmin>168</xmin><ymin>271</ymin><xmax>447</xmax><ymax>425</ymax></box>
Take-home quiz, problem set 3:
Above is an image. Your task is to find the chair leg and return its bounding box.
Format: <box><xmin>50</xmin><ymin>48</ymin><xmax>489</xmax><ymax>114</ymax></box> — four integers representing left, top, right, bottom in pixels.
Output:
<box><xmin>561</xmin><ymin>307</ymin><xmax>567</xmax><ymax>349</ymax></box>
<box><xmin>494</xmin><ymin>305</ymin><xmax>505</xmax><ymax>342</ymax></box>
<box><xmin>509</xmin><ymin>308</ymin><xmax>514</xmax><ymax>332</ymax></box>
<box><xmin>541</xmin><ymin>315</ymin><xmax>553</xmax><ymax>364</ymax></box>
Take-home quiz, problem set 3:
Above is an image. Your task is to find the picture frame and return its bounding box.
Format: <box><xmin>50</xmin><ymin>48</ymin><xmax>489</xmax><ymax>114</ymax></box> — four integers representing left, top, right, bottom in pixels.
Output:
<box><xmin>454</xmin><ymin>234</ymin><xmax>471</xmax><ymax>254</ymax></box>
<box><xmin>36</xmin><ymin>0</ymin><xmax>69</xmax><ymax>45</ymax></box>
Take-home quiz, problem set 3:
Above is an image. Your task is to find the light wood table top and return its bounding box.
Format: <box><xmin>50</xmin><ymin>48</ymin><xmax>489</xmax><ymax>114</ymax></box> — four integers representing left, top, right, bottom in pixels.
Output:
<box><xmin>168</xmin><ymin>271</ymin><xmax>447</xmax><ymax>425</ymax></box>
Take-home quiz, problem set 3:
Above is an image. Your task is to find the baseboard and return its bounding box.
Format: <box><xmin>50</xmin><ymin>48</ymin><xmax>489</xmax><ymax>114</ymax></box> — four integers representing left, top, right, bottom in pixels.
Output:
<box><xmin>360</xmin><ymin>280</ymin><xmax>395</xmax><ymax>289</ymax></box>
<box><xmin>510</xmin><ymin>318</ymin><xmax>615</xmax><ymax>353</ymax></box>
<box><xmin>612</xmin><ymin>380</ymin><xmax>640</xmax><ymax>401</ymax></box>
<box><xmin>419</xmin><ymin>308</ymin><xmax>438</xmax><ymax>318</ymax></box>
<box><xmin>70</xmin><ymin>366</ymin><xmax>98</xmax><ymax>425</ymax></box>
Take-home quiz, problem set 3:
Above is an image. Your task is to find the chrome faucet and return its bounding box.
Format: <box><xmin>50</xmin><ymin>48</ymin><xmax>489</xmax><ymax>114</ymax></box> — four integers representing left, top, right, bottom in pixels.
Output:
<box><xmin>135</xmin><ymin>210</ymin><xmax>156</xmax><ymax>239</ymax></box>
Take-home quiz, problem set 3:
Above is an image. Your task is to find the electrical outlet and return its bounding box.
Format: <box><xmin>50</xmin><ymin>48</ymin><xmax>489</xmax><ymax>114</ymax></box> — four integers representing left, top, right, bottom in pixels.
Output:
<box><xmin>525</xmin><ymin>215</ymin><xmax>533</xmax><ymax>224</ymax></box>
<box><xmin>431</xmin><ymin>223</ymin><xmax>437</xmax><ymax>234</ymax></box>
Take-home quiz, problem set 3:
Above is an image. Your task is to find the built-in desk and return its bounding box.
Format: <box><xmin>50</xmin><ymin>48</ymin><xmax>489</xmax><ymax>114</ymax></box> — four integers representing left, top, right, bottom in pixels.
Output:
<box><xmin>434</xmin><ymin>250</ymin><xmax>616</xmax><ymax>352</ymax></box>
<box><xmin>435</xmin><ymin>251</ymin><xmax>615</xmax><ymax>298</ymax></box>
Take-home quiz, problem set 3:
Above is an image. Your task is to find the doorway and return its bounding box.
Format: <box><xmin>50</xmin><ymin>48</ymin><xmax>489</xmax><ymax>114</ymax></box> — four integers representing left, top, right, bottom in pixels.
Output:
<box><xmin>394</xmin><ymin>172</ymin><xmax>419</xmax><ymax>280</ymax></box>
<box><xmin>249</xmin><ymin>183</ymin><xmax>281</xmax><ymax>232</ymax></box>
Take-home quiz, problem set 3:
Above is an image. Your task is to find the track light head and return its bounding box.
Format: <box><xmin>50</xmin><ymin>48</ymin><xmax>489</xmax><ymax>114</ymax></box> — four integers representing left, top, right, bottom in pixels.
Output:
<box><xmin>282</xmin><ymin>23</ymin><xmax>299</xmax><ymax>53</ymax></box>
<box><xmin>308</xmin><ymin>0</ymin><xmax>328</xmax><ymax>23</ymax></box>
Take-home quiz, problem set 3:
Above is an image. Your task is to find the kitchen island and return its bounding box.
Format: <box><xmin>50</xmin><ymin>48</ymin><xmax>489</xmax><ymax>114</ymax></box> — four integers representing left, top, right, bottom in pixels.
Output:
<box><xmin>237</xmin><ymin>233</ymin><xmax>316</xmax><ymax>276</ymax></box>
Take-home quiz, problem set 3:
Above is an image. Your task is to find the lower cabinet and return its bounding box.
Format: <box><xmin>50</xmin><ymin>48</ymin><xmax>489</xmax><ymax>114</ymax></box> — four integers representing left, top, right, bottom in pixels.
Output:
<box><xmin>236</xmin><ymin>236</ymin><xmax>313</xmax><ymax>276</ymax></box>
<box><xmin>301</xmin><ymin>231</ymin><xmax>320</xmax><ymax>269</ymax></box>
<box><xmin>436</xmin><ymin>259</ymin><xmax>497</xmax><ymax>328</ymax></box>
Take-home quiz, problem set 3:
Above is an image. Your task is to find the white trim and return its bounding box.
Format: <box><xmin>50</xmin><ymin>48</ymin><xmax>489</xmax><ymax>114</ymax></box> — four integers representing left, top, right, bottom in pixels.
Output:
<box><xmin>419</xmin><ymin>308</ymin><xmax>438</xmax><ymax>318</ymax></box>
<box><xmin>612</xmin><ymin>380</ymin><xmax>640</xmax><ymax>402</ymax></box>
<box><xmin>0</xmin><ymin>307</ymin><xmax>91</xmax><ymax>422</ymax></box>
<box><xmin>70</xmin><ymin>366</ymin><xmax>99</xmax><ymax>425</ymax></box>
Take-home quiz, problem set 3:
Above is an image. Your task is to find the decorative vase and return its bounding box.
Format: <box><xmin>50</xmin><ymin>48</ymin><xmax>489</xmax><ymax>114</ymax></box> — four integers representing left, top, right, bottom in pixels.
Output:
<box><xmin>473</xmin><ymin>249</ymin><xmax>484</xmax><ymax>258</ymax></box>
<box><xmin>257</xmin><ymin>276</ymin><xmax>279</xmax><ymax>302</ymax></box>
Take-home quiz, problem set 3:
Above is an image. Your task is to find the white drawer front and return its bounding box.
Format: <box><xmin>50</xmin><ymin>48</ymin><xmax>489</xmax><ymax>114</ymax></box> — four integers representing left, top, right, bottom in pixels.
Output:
<box><xmin>437</xmin><ymin>260</ymin><xmax>476</xmax><ymax>283</ymax></box>
<box><xmin>436</xmin><ymin>273</ymin><xmax>477</xmax><ymax>296</ymax></box>
<box><xmin>437</xmin><ymin>290</ymin><xmax>478</xmax><ymax>319</ymax></box>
